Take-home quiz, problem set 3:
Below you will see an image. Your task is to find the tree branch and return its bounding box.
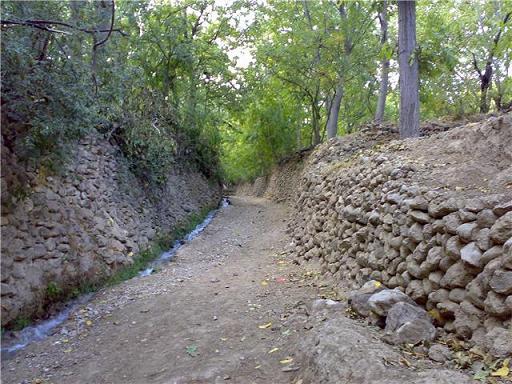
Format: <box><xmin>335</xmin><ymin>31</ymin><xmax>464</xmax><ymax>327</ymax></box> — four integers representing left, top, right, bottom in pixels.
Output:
<box><xmin>94</xmin><ymin>0</ymin><xmax>116</xmax><ymax>49</ymax></box>
<box><xmin>1</xmin><ymin>18</ymin><xmax>128</xmax><ymax>36</ymax></box>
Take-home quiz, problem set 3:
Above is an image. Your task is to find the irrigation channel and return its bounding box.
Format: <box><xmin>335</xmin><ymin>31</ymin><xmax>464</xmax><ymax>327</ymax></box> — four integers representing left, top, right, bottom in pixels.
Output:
<box><xmin>1</xmin><ymin>198</ymin><xmax>230</xmax><ymax>356</ymax></box>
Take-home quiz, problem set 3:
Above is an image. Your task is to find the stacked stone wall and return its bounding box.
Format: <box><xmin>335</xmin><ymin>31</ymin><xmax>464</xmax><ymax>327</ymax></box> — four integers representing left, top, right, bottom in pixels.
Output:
<box><xmin>1</xmin><ymin>135</ymin><xmax>221</xmax><ymax>326</ymax></box>
<box><xmin>286</xmin><ymin>115</ymin><xmax>512</xmax><ymax>342</ymax></box>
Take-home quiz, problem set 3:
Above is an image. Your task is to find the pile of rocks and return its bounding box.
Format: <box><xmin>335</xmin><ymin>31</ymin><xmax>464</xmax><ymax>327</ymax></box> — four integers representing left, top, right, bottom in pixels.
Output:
<box><xmin>0</xmin><ymin>134</ymin><xmax>221</xmax><ymax>327</ymax></box>
<box><xmin>349</xmin><ymin>280</ymin><xmax>437</xmax><ymax>345</ymax></box>
<box><xmin>286</xmin><ymin>114</ymin><xmax>512</xmax><ymax>355</ymax></box>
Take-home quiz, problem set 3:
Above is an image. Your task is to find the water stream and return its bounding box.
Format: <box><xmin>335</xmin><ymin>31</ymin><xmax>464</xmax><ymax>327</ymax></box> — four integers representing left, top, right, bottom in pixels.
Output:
<box><xmin>1</xmin><ymin>198</ymin><xmax>230</xmax><ymax>356</ymax></box>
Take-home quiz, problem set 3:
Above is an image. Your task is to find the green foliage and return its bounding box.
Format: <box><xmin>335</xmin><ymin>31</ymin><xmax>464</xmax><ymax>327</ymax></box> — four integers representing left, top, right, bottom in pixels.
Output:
<box><xmin>1</xmin><ymin>2</ymin><xmax>96</xmax><ymax>160</ymax></box>
<box><xmin>1</xmin><ymin>0</ymin><xmax>234</xmax><ymax>183</ymax></box>
<box><xmin>46</xmin><ymin>281</ymin><xmax>62</xmax><ymax>299</ymax></box>
<box><xmin>12</xmin><ymin>316</ymin><xmax>31</xmax><ymax>332</ymax></box>
<box><xmin>2</xmin><ymin>0</ymin><xmax>511</xmax><ymax>185</ymax></box>
<box><xmin>220</xmin><ymin>0</ymin><xmax>511</xmax><ymax>183</ymax></box>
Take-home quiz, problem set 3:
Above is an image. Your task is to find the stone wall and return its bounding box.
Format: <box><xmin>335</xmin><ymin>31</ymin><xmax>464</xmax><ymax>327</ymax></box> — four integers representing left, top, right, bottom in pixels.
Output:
<box><xmin>1</xmin><ymin>135</ymin><xmax>221</xmax><ymax>326</ymax></box>
<box><xmin>284</xmin><ymin>114</ymin><xmax>511</xmax><ymax>345</ymax></box>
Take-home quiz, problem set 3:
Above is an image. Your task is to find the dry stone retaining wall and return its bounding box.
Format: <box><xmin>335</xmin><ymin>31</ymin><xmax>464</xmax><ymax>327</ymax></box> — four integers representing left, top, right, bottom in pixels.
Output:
<box><xmin>1</xmin><ymin>135</ymin><xmax>221</xmax><ymax>326</ymax></box>
<box><xmin>284</xmin><ymin>115</ymin><xmax>512</xmax><ymax>345</ymax></box>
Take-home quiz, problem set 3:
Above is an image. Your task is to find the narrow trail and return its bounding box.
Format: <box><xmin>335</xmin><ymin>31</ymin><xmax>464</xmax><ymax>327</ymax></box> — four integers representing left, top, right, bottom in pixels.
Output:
<box><xmin>2</xmin><ymin>197</ymin><xmax>321</xmax><ymax>384</ymax></box>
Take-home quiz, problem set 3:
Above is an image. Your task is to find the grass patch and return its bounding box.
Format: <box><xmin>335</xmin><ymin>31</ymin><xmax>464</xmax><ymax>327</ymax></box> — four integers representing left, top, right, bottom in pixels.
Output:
<box><xmin>104</xmin><ymin>204</ymin><xmax>215</xmax><ymax>286</ymax></box>
<box><xmin>11</xmin><ymin>316</ymin><xmax>31</xmax><ymax>331</ymax></box>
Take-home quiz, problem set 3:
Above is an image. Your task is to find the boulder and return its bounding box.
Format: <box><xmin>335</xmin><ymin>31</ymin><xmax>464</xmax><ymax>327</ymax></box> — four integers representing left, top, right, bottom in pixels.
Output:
<box><xmin>486</xmin><ymin>327</ymin><xmax>512</xmax><ymax>358</ymax></box>
<box><xmin>428</xmin><ymin>344</ymin><xmax>453</xmax><ymax>363</ymax></box>
<box><xmin>298</xmin><ymin>317</ymin><xmax>472</xmax><ymax>384</ymax></box>
<box><xmin>384</xmin><ymin>301</ymin><xmax>429</xmax><ymax>333</ymax></box>
<box><xmin>475</xmin><ymin>228</ymin><xmax>491</xmax><ymax>251</ymax></box>
<box><xmin>445</xmin><ymin>236</ymin><xmax>462</xmax><ymax>260</ymax></box>
<box><xmin>456</xmin><ymin>223</ymin><xmax>478</xmax><ymax>242</ymax></box>
<box><xmin>476</xmin><ymin>209</ymin><xmax>497</xmax><ymax>228</ymax></box>
<box><xmin>349</xmin><ymin>292</ymin><xmax>374</xmax><ymax>317</ymax></box>
<box><xmin>489</xmin><ymin>211</ymin><xmax>512</xmax><ymax>244</ymax></box>
<box><xmin>460</xmin><ymin>242</ymin><xmax>483</xmax><ymax>268</ymax></box>
<box><xmin>409</xmin><ymin>210</ymin><xmax>431</xmax><ymax>224</ymax></box>
<box><xmin>349</xmin><ymin>280</ymin><xmax>386</xmax><ymax>317</ymax></box>
<box><xmin>368</xmin><ymin>289</ymin><xmax>415</xmax><ymax>317</ymax></box>
<box><xmin>310</xmin><ymin>299</ymin><xmax>345</xmax><ymax>314</ymax></box>
<box><xmin>484</xmin><ymin>291</ymin><xmax>510</xmax><ymax>318</ymax></box>
<box><xmin>489</xmin><ymin>269</ymin><xmax>512</xmax><ymax>295</ymax></box>
<box><xmin>385</xmin><ymin>316</ymin><xmax>436</xmax><ymax>345</ymax></box>
<box><xmin>480</xmin><ymin>246</ymin><xmax>503</xmax><ymax>265</ymax></box>
<box><xmin>440</xmin><ymin>261</ymin><xmax>475</xmax><ymax>288</ymax></box>
<box><xmin>493</xmin><ymin>200</ymin><xmax>512</xmax><ymax>216</ymax></box>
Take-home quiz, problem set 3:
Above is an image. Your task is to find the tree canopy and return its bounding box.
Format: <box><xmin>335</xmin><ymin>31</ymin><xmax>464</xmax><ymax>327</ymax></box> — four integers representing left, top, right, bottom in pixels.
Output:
<box><xmin>1</xmin><ymin>0</ymin><xmax>511</xmax><ymax>184</ymax></box>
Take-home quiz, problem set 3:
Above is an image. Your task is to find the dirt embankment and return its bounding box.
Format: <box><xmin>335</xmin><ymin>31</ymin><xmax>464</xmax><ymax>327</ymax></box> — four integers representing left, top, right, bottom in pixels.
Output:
<box><xmin>240</xmin><ymin>113</ymin><xmax>512</xmax><ymax>356</ymax></box>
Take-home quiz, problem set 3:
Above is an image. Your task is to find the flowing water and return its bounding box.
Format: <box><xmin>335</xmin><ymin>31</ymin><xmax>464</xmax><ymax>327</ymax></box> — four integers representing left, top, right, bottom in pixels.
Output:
<box><xmin>1</xmin><ymin>198</ymin><xmax>230</xmax><ymax>356</ymax></box>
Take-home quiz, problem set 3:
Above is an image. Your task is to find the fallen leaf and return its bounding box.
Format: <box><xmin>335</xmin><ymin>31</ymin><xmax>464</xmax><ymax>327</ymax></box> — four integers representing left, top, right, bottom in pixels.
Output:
<box><xmin>85</xmin><ymin>320</ymin><xmax>92</xmax><ymax>326</ymax></box>
<box><xmin>268</xmin><ymin>347</ymin><xmax>279</xmax><ymax>354</ymax></box>
<box><xmin>260</xmin><ymin>281</ymin><xmax>268</xmax><ymax>286</ymax></box>
<box><xmin>427</xmin><ymin>309</ymin><xmax>442</xmax><ymax>323</ymax></box>
<box><xmin>491</xmin><ymin>358</ymin><xmax>510</xmax><ymax>377</ymax></box>
<box><xmin>186</xmin><ymin>345</ymin><xmax>198</xmax><ymax>357</ymax></box>
<box><xmin>255</xmin><ymin>365</ymin><xmax>261</xmax><ymax>369</ymax></box>
<box><xmin>259</xmin><ymin>322</ymin><xmax>272</xmax><ymax>329</ymax></box>
<box><xmin>280</xmin><ymin>357</ymin><xmax>294</xmax><ymax>364</ymax></box>
<box><xmin>282</xmin><ymin>366</ymin><xmax>300</xmax><ymax>372</ymax></box>
<box><xmin>399</xmin><ymin>357</ymin><xmax>411</xmax><ymax>367</ymax></box>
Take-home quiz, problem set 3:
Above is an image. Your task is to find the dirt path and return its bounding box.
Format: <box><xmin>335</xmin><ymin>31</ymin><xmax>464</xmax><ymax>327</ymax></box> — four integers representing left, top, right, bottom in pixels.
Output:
<box><xmin>2</xmin><ymin>197</ymin><xmax>322</xmax><ymax>384</ymax></box>
<box><xmin>2</xmin><ymin>196</ymin><xmax>476</xmax><ymax>384</ymax></box>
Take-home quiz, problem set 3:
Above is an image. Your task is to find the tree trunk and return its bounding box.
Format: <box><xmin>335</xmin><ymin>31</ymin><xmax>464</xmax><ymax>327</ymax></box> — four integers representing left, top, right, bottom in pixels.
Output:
<box><xmin>326</xmin><ymin>82</ymin><xmax>344</xmax><ymax>139</ymax></box>
<box><xmin>312</xmin><ymin>102</ymin><xmax>321</xmax><ymax>146</ymax></box>
<box><xmin>398</xmin><ymin>0</ymin><xmax>420</xmax><ymax>138</ymax></box>
<box><xmin>375</xmin><ymin>0</ymin><xmax>389</xmax><ymax>123</ymax></box>
<box><xmin>91</xmin><ymin>1</ymin><xmax>114</xmax><ymax>94</ymax></box>
<box><xmin>479</xmin><ymin>63</ymin><xmax>492</xmax><ymax>113</ymax></box>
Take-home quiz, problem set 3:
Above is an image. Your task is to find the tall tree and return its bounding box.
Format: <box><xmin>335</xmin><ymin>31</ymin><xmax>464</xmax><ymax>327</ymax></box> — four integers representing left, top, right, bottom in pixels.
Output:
<box><xmin>472</xmin><ymin>10</ymin><xmax>511</xmax><ymax>113</ymax></box>
<box><xmin>398</xmin><ymin>0</ymin><xmax>419</xmax><ymax>138</ymax></box>
<box><xmin>326</xmin><ymin>3</ymin><xmax>352</xmax><ymax>139</ymax></box>
<box><xmin>375</xmin><ymin>0</ymin><xmax>389</xmax><ymax>123</ymax></box>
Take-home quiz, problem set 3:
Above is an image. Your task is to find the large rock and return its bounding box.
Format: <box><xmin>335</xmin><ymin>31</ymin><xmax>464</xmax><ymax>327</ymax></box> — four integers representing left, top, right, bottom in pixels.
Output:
<box><xmin>368</xmin><ymin>289</ymin><xmax>415</xmax><ymax>317</ymax></box>
<box><xmin>440</xmin><ymin>261</ymin><xmax>475</xmax><ymax>288</ymax></box>
<box><xmin>484</xmin><ymin>291</ymin><xmax>510</xmax><ymax>318</ymax></box>
<box><xmin>349</xmin><ymin>280</ymin><xmax>385</xmax><ymax>317</ymax></box>
<box><xmin>298</xmin><ymin>317</ymin><xmax>473</xmax><ymax>384</ymax></box>
<box><xmin>460</xmin><ymin>242</ymin><xmax>483</xmax><ymax>268</ymax></box>
<box><xmin>384</xmin><ymin>301</ymin><xmax>429</xmax><ymax>333</ymax></box>
<box><xmin>487</xmin><ymin>327</ymin><xmax>512</xmax><ymax>358</ymax></box>
<box><xmin>456</xmin><ymin>222</ymin><xmax>478</xmax><ymax>242</ymax></box>
<box><xmin>428</xmin><ymin>344</ymin><xmax>453</xmax><ymax>363</ymax></box>
<box><xmin>350</xmin><ymin>292</ymin><xmax>374</xmax><ymax>317</ymax></box>
<box><xmin>384</xmin><ymin>317</ymin><xmax>436</xmax><ymax>345</ymax></box>
<box><xmin>489</xmin><ymin>211</ymin><xmax>512</xmax><ymax>244</ymax></box>
<box><xmin>489</xmin><ymin>269</ymin><xmax>512</xmax><ymax>295</ymax></box>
